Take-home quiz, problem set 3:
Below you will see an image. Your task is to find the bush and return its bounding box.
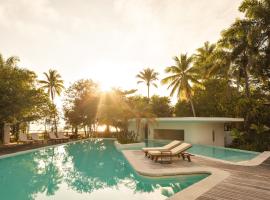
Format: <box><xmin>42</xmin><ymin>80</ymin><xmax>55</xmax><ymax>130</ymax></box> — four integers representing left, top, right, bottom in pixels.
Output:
<box><xmin>116</xmin><ymin>130</ymin><xmax>138</xmax><ymax>144</ymax></box>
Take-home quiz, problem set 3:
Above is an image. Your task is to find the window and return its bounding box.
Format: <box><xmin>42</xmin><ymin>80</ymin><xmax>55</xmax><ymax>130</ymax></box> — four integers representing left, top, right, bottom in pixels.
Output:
<box><xmin>154</xmin><ymin>129</ymin><xmax>184</xmax><ymax>140</ymax></box>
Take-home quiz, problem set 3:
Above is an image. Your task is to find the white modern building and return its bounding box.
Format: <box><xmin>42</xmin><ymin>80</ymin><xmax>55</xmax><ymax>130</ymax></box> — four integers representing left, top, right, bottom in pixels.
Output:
<box><xmin>128</xmin><ymin>117</ymin><xmax>244</xmax><ymax>147</ymax></box>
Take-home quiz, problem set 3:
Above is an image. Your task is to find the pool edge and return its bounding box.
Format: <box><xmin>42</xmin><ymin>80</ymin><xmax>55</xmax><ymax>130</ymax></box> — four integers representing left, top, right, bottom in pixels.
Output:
<box><xmin>115</xmin><ymin>141</ymin><xmax>270</xmax><ymax>166</ymax></box>
<box><xmin>192</xmin><ymin>151</ymin><xmax>270</xmax><ymax>166</ymax></box>
<box><xmin>0</xmin><ymin>138</ymin><xmax>116</xmax><ymax>160</ymax></box>
<box><xmin>122</xmin><ymin>150</ymin><xmax>230</xmax><ymax>200</ymax></box>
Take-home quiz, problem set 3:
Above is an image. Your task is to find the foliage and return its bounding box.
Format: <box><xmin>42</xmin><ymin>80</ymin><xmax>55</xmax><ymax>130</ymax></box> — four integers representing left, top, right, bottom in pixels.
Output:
<box><xmin>136</xmin><ymin>68</ymin><xmax>159</xmax><ymax>99</ymax></box>
<box><xmin>150</xmin><ymin>95</ymin><xmax>173</xmax><ymax>117</ymax></box>
<box><xmin>116</xmin><ymin>130</ymin><xmax>138</xmax><ymax>144</ymax></box>
<box><xmin>63</xmin><ymin>79</ymin><xmax>99</xmax><ymax>137</ymax></box>
<box><xmin>0</xmin><ymin>54</ymin><xmax>51</xmax><ymax>140</ymax></box>
<box><xmin>39</xmin><ymin>69</ymin><xmax>64</xmax><ymax>101</ymax></box>
<box><xmin>162</xmin><ymin>54</ymin><xmax>203</xmax><ymax>117</ymax></box>
<box><xmin>39</xmin><ymin>69</ymin><xmax>64</xmax><ymax>133</ymax></box>
<box><xmin>193</xmin><ymin>41</ymin><xmax>217</xmax><ymax>77</ymax></box>
<box><xmin>192</xmin><ymin>79</ymin><xmax>239</xmax><ymax>117</ymax></box>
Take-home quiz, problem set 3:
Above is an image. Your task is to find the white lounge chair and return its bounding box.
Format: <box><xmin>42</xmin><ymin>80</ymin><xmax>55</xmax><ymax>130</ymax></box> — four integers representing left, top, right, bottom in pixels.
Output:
<box><xmin>57</xmin><ymin>132</ymin><xmax>69</xmax><ymax>141</ymax></box>
<box><xmin>31</xmin><ymin>133</ymin><xmax>44</xmax><ymax>143</ymax></box>
<box><xmin>148</xmin><ymin>142</ymin><xmax>193</xmax><ymax>162</ymax></box>
<box><xmin>18</xmin><ymin>133</ymin><xmax>33</xmax><ymax>144</ymax></box>
<box><xmin>142</xmin><ymin>140</ymin><xmax>182</xmax><ymax>156</ymax></box>
<box><xmin>48</xmin><ymin>132</ymin><xmax>62</xmax><ymax>143</ymax></box>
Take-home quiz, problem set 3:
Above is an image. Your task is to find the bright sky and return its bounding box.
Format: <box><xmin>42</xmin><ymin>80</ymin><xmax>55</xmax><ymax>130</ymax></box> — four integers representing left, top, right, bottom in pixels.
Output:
<box><xmin>0</xmin><ymin>0</ymin><xmax>243</xmax><ymax>105</ymax></box>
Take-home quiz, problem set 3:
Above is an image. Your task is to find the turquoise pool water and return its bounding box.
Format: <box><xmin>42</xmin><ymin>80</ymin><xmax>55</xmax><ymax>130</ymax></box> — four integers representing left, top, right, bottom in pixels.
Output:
<box><xmin>121</xmin><ymin>140</ymin><xmax>259</xmax><ymax>162</ymax></box>
<box><xmin>0</xmin><ymin>139</ymin><xmax>207</xmax><ymax>200</ymax></box>
<box><xmin>186</xmin><ymin>144</ymin><xmax>259</xmax><ymax>162</ymax></box>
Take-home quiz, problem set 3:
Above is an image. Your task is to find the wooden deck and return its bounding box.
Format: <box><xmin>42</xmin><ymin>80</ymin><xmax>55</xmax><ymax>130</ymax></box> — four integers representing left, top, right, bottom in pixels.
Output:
<box><xmin>195</xmin><ymin>156</ymin><xmax>270</xmax><ymax>200</ymax></box>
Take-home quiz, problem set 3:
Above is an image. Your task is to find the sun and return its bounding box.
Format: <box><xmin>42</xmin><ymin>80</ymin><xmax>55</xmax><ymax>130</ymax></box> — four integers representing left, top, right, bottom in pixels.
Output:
<box><xmin>100</xmin><ymin>81</ymin><xmax>113</xmax><ymax>92</ymax></box>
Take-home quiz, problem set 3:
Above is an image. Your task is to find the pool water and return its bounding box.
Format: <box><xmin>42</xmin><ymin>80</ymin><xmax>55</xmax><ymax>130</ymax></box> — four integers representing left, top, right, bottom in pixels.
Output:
<box><xmin>186</xmin><ymin>144</ymin><xmax>259</xmax><ymax>162</ymax></box>
<box><xmin>0</xmin><ymin>139</ymin><xmax>207</xmax><ymax>200</ymax></box>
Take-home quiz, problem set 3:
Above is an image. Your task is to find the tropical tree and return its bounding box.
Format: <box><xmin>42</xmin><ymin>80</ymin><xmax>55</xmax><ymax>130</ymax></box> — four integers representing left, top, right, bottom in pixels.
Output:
<box><xmin>0</xmin><ymin>54</ymin><xmax>20</xmax><ymax>68</ymax></box>
<box><xmin>239</xmin><ymin>0</ymin><xmax>270</xmax><ymax>92</ymax></box>
<box><xmin>39</xmin><ymin>69</ymin><xmax>64</xmax><ymax>102</ymax></box>
<box><xmin>0</xmin><ymin>53</ymin><xmax>51</xmax><ymax>141</ymax></box>
<box><xmin>63</xmin><ymin>79</ymin><xmax>99</xmax><ymax>137</ymax></box>
<box><xmin>240</xmin><ymin>0</ymin><xmax>270</xmax><ymax>62</ymax></box>
<box><xmin>193</xmin><ymin>41</ymin><xmax>216</xmax><ymax>77</ymax></box>
<box><xmin>39</xmin><ymin>69</ymin><xmax>64</xmax><ymax>132</ymax></box>
<box><xmin>219</xmin><ymin>19</ymin><xmax>256</xmax><ymax>98</ymax></box>
<box><xmin>150</xmin><ymin>95</ymin><xmax>173</xmax><ymax>117</ymax></box>
<box><xmin>162</xmin><ymin>54</ymin><xmax>202</xmax><ymax>117</ymax></box>
<box><xmin>136</xmin><ymin>68</ymin><xmax>159</xmax><ymax>99</ymax></box>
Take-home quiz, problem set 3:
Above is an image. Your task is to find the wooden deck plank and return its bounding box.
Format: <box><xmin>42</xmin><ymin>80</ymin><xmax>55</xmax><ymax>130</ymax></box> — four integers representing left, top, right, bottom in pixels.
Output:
<box><xmin>196</xmin><ymin>157</ymin><xmax>270</xmax><ymax>200</ymax></box>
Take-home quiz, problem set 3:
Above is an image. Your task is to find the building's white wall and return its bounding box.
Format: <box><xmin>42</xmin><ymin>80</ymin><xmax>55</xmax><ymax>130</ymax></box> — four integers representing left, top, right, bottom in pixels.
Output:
<box><xmin>128</xmin><ymin>120</ymin><xmax>226</xmax><ymax>146</ymax></box>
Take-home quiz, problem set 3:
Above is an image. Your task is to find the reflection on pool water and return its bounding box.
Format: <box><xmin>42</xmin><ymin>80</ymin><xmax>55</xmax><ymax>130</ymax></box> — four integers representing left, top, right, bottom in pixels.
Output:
<box><xmin>0</xmin><ymin>139</ymin><xmax>208</xmax><ymax>200</ymax></box>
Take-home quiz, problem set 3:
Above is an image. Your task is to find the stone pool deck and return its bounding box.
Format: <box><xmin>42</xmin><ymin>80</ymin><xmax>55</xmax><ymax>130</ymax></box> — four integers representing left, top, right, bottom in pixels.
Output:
<box><xmin>123</xmin><ymin>150</ymin><xmax>270</xmax><ymax>200</ymax></box>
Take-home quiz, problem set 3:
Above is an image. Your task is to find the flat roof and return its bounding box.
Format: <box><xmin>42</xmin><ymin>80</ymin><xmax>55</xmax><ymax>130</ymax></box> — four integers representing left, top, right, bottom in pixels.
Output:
<box><xmin>129</xmin><ymin>117</ymin><xmax>244</xmax><ymax>123</ymax></box>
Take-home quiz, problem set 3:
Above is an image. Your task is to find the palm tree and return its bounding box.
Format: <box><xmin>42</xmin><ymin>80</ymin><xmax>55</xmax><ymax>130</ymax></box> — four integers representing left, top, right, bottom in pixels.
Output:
<box><xmin>219</xmin><ymin>19</ymin><xmax>255</xmax><ymax>98</ymax></box>
<box><xmin>239</xmin><ymin>0</ymin><xmax>270</xmax><ymax>83</ymax></box>
<box><xmin>136</xmin><ymin>68</ymin><xmax>159</xmax><ymax>99</ymax></box>
<box><xmin>193</xmin><ymin>42</ymin><xmax>216</xmax><ymax>73</ymax></box>
<box><xmin>39</xmin><ymin>69</ymin><xmax>64</xmax><ymax>102</ymax></box>
<box><xmin>39</xmin><ymin>69</ymin><xmax>64</xmax><ymax>132</ymax></box>
<box><xmin>0</xmin><ymin>54</ymin><xmax>20</xmax><ymax>68</ymax></box>
<box><xmin>162</xmin><ymin>54</ymin><xmax>203</xmax><ymax>117</ymax></box>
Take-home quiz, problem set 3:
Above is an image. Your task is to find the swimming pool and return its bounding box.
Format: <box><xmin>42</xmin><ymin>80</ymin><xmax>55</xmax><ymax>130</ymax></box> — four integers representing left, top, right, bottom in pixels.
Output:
<box><xmin>119</xmin><ymin>140</ymin><xmax>260</xmax><ymax>162</ymax></box>
<box><xmin>0</xmin><ymin>139</ymin><xmax>207</xmax><ymax>200</ymax></box>
<box><xmin>186</xmin><ymin>144</ymin><xmax>259</xmax><ymax>162</ymax></box>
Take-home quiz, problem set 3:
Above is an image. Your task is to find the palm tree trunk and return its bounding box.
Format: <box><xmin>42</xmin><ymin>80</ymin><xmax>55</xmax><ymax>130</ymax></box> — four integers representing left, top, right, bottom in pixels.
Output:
<box><xmin>243</xmin><ymin>66</ymin><xmax>250</xmax><ymax>98</ymax></box>
<box><xmin>54</xmin><ymin>117</ymin><xmax>57</xmax><ymax>133</ymax></box>
<box><xmin>51</xmin><ymin>95</ymin><xmax>58</xmax><ymax>133</ymax></box>
<box><xmin>189</xmin><ymin>96</ymin><xmax>196</xmax><ymax>117</ymax></box>
<box><xmin>147</xmin><ymin>84</ymin><xmax>150</xmax><ymax>99</ymax></box>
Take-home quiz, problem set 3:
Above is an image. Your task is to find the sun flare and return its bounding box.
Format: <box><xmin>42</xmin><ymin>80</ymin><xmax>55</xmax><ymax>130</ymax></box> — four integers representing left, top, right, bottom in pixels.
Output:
<box><xmin>100</xmin><ymin>81</ymin><xmax>113</xmax><ymax>92</ymax></box>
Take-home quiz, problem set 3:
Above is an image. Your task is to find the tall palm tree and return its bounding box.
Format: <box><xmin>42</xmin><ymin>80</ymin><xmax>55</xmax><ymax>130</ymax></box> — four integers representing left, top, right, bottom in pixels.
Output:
<box><xmin>239</xmin><ymin>0</ymin><xmax>270</xmax><ymax>83</ymax></box>
<box><xmin>0</xmin><ymin>54</ymin><xmax>20</xmax><ymax>68</ymax></box>
<box><xmin>193</xmin><ymin>41</ymin><xmax>216</xmax><ymax>77</ymax></box>
<box><xmin>39</xmin><ymin>69</ymin><xmax>64</xmax><ymax>132</ymax></box>
<box><xmin>136</xmin><ymin>68</ymin><xmax>159</xmax><ymax>99</ymax></box>
<box><xmin>39</xmin><ymin>69</ymin><xmax>65</xmax><ymax>102</ymax></box>
<box><xmin>219</xmin><ymin>19</ymin><xmax>255</xmax><ymax>98</ymax></box>
<box><xmin>162</xmin><ymin>54</ymin><xmax>202</xmax><ymax>117</ymax></box>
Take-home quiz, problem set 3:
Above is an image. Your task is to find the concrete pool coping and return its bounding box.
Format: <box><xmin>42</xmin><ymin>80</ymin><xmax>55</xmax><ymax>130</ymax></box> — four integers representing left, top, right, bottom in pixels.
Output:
<box><xmin>115</xmin><ymin>141</ymin><xmax>270</xmax><ymax>166</ymax></box>
<box><xmin>192</xmin><ymin>151</ymin><xmax>270</xmax><ymax>166</ymax></box>
<box><xmin>122</xmin><ymin>150</ymin><xmax>230</xmax><ymax>200</ymax></box>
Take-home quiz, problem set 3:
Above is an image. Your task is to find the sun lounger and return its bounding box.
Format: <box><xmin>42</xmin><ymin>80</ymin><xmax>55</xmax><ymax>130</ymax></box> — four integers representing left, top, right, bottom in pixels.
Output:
<box><xmin>57</xmin><ymin>132</ymin><xmax>69</xmax><ymax>141</ymax></box>
<box><xmin>148</xmin><ymin>142</ymin><xmax>193</xmax><ymax>162</ymax></box>
<box><xmin>48</xmin><ymin>132</ymin><xmax>63</xmax><ymax>143</ymax></box>
<box><xmin>142</xmin><ymin>140</ymin><xmax>182</xmax><ymax>156</ymax></box>
<box><xmin>18</xmin><ymin>133</ymin><xmax>34</xmax><ymax>144</ymax></box>
<box><xmin>31</xmin><ymin>133</ymin><xmax>44</xmax><ymax>143</ymax></box>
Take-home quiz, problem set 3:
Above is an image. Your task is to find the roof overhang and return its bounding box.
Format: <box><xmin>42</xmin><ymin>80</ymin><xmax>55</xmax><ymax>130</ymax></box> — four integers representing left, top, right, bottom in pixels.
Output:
<box><xmin>129</xmin><ymin>117</ymin><xmax>244</xmax><ymax>123</ymax></box>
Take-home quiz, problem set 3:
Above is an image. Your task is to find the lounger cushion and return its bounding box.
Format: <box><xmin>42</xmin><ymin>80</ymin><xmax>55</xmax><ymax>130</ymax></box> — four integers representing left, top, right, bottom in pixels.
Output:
<box><xmin>142</xmin><ymin>140</ymin><xmax>181</xmax><ymax>152</ymax></box>
<box><xmin>148</xmin><ymin>150</ymin><xmax>172</xmax><ymax>156</ymax></box>
<box><xmin>148</xmin><ymin>142</ymin><xmax>192</xmax><ymax>156</ymax></box>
